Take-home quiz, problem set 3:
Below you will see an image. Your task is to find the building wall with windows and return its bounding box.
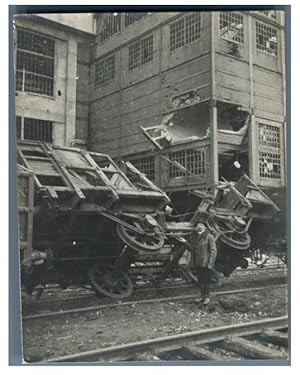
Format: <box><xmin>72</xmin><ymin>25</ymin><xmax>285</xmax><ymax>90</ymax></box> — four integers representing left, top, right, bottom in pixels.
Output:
<box><xmin>14</xmin><ymin>15</ymin><xmax>93</xmax><ymax>146</ymax></box>
<box><xmin>90</xmin><ymin>11</ymin><xmax>286</xmax><ymax>193</ymax></box>
<box><xmin>90</xmin><ymin>12</ymin><xmax>211</xmax><ymax>165</ymax></box>
<box><xmin>13</xmin><ymin>11</ymin><xmax>286</xmax><ymax>194</ymax></box>
<box><xmin>214</xmin><ymin>11</ymin><xmax>285</xmax><ymax>189</ymax></box>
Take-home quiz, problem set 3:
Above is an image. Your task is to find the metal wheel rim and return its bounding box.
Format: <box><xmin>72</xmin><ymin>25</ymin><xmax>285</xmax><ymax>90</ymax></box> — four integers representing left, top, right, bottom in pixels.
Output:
<box><xmin>219</xmin><ymin>231</ymin><xmax>251</xmax><ymax>249</ymax></box>
<box><xmin>116</xmin><ymin>222</ymin><xmax>164</xmax><ymax>253</ymax></box>
<box><xmin>88</xmin><ymin>263</ymin><xmax>133</xmax><ymax>299</ymax></box>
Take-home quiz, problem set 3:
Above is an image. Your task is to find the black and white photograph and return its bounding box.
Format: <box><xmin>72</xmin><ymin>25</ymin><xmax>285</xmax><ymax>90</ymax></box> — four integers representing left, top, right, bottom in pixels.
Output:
<box><xmin>10</xmin><ymin>6</ymin><xmax>290</xmax><ymax>365</ymax></box>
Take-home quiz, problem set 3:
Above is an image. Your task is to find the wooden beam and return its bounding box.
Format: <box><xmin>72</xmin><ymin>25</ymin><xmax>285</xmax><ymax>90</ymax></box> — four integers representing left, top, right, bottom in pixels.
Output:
<box><xmin>223</xmin><ymin>336</ymin><xmax>288</xmax><ymax>359</ymax></box>
<box><xmin>259</xmin><ymin>329</ymin><xmax>288</xmax><ymax>348</ymax></box>
<box><xmin>184</xmin><ymin>345</ymin><xmax>229</xmax><ymax>361</ymax></box>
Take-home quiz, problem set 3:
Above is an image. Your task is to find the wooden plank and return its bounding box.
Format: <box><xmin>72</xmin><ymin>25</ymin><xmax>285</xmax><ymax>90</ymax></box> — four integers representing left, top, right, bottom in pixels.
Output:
<box><xmin>223</xmin><ymin>336</ymin><xmax>287</xmax><ymax>359</ymax></box>
<box><xmin>41</xmin><ymin>144</ymin><xmax>85</xmax><ymax>200</ymax></box>
<box><xmin>184</xmin><ymin>345</ymin><xmax>229</xmax><ymax>360</ymax></box>
<box><xmin>216</xmin><ymin>71</ymin><xmax>250</xmax><ymax>94</ymax></box>
<box><xmin>162</xmin><ymin>55</ymin><xmax>210</xmax><ymax>84</ymax></box>
<box><xmin>216</xmin><ymin>53</ymin><xmax>249</xmax><ymax>76</ymax></box>
<box><xmin>259</xmin><ymin>329</ymin><xmax>288</xmax><ymax>348</ymax></box>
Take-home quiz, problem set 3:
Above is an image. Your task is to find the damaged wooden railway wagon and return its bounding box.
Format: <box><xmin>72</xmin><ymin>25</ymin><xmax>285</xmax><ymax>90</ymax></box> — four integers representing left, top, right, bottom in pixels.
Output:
<box><xmin>17</xmin><ymin>141</ymin><xmax>171</xmax><ymax>298</ymax></box>
<box><xmin>17</xmin><ymin>140</ymin><xmax>280</xmax><ymax>300</ymax></box>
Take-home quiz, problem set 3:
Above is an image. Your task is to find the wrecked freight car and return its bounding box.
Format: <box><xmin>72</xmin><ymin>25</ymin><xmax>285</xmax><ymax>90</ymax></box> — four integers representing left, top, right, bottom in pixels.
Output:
<box><xmin>17</xmin><ymin>141</ymin><xmax>170</xmax><ymax>299</ymax></box>
<box><xmin>17</xmin><ymin>141</ymin><xmax>280</xmax><ymax>300</ymax></box>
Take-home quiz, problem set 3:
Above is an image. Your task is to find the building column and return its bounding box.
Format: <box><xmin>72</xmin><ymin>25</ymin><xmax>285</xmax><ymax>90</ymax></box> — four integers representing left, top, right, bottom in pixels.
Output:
<box><xmin>248</xmin><ymin>113</ymin><xmax>259</xmax><ymax>182</ymax></box>
<box><xmin>247</xmin><ymin>14</ymin><xmax>258</xmax><ymax>183</ymax></box>
<box><xmin>210</xmin><ymin>104</ymin><xmax>219</xmax><ymax>188</ymax></box>
<box><xmin>210</xmin><ymin>12</ymin><xmax>219</xmax><ymax>188</ymax></box>
<box><xmin>64</xmin><ymin>37</ymin><xmax>78</xmax><ymax>146</ymax></box>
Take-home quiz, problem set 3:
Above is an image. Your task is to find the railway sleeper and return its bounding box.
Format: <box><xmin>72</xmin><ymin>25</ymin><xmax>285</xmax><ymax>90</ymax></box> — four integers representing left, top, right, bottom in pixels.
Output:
<box><xmin>259</xmin><ymin>329</ymin><xmax>289</xmax><ymax>347</ymax></box>
<box><xmin>182</xmin><ymin>345</ymin><xmax>229</xmax><ymax>361</ymax></box>
<box><xmin>222</xmin><ymin>336</ymin><xmax>288</xmax><ymax>359</ymax></box>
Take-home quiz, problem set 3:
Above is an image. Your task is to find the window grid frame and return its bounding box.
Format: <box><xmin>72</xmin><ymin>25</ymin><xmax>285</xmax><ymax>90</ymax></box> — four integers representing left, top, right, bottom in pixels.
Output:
<box><xmin>98</xmin><ymin>14</ymin><xmax>121</xmax><ymax>44</ymax></box>
<box><xmin>259</xmin><ymin>151</ymin><xmax>281</xmax><ymax>180</ymax></box>
<box><xmin>16</xmin><ymin>29</ymin><xmax>55</xmax><ymax>96</ymax></box>
<box><xmin>170</xmin><ymin>17</ymin><xmax>185</xmax><ymax>52</ymax></box>
<box><xmin>185</xmin><ymin>13</ymin><xmax>202</xmax><ymax>44</ymax></box>
<box><xmin>259</xmin><ymin>10</ymin><xmax>277</xmax><ymax>20</ymax></box>
<box><xmin>219</xmin><ymin>11</ymin><xmax>244</xmax><ymax>44</ymax></box>
<box><xmin>95</xmin><ymin>54</ymin><xmax>115</xmax><ymax>87</ymax></box>
<box><xmin>125</xmin><ymin>13</ymin><xmax>148</xmax><ymax>28</ymax></box>
<box><xmin>130</xmin><ymin>157</ymin><xmax>155</xmax><ymax>182</ymax></box>
<box><xmin>16</xmin><ymin>117</ymin><xmax>53</xmax><ymax>143</ymax></box>
<box><xmin>256</xmin><ymin>21</ymin><xmax>278</xmax><ymax>56</ymax></box>
<box><xmin>258</xmin><ymin>123</ymin><xmax>281</xmax><ymax>149</ymax></box>
<box><xmin>170</xmin><ymin>13</ymin><xmax>201</xmax><ymax>52</ymax></box>
<box><xmin>169</xmin><ymin>149</ymin><xmax>206</xmax><ymax>178</ymax></box>
<box><xmin>128</xmin><ymin>33</ymin><xmax>153</xmax><ymax>72</ymax></box>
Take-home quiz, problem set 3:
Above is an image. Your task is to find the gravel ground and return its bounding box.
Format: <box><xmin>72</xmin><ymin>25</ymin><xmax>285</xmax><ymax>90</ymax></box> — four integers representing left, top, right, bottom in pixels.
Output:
<box><xmin>22</xmin><ymin>267</ymin><xmax>288</xmax><ymax>362</ymax></box>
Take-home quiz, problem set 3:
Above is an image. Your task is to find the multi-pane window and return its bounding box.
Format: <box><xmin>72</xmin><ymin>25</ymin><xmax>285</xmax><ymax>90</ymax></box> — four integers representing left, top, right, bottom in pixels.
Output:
<box><xmin>131</xmin><ymin>157</ymin><xmax>155</xmax><ymax>181</ymax></box>
<box><xmin>170</xmin><ymin>13</ymin><xmax>201</xmax><ymax>51</ymax></box>
<box><xmin>258</xmin><ymin>123</ymin><xmax>280</xmax><ymax>148</ymax></box>
<box><xmin>16</xmin><ymin>30</ymin><xmax>55</xmax><ymax>96</ymax></box>
<box><xmin>256</xmin><ymin>22</ymin><xmax>278</xmax><ymax>56</ymax></box>
<box><xmin>128</xmin><ymin>34</ymin><xmax>153</xmax><ymax>71</ymax></box>
<box><xmin>185</xmin><ymin>13</ymin><xmax>202</xmax><ymax>44</ymax></box>
<box><xmin>16</xmin><ymin>117</ymin><xmax>53</xmax><ymax>143</ymax></box>
<box><xmin>169</xmin><ymin>149</ymin><xmax>206</xmax><ymax>178</ymax></box>
<box><xmin>259</xmin><ymin>152</ymin><xmax>281</xmax><ymax>179</ymax></box>
<box><xmin>259</xmin><ymin>10</ymin><xmax>277</xmax><ymax>20</ymax></box>
<box><xmin>95</xmin><ymin>55</ymin><xmax>115</xmax><ymax>87</ymax></box>
<box><xmin>125</xmin><ymin>13</ymin><xmax>148</xmax><ymax>28</ymax></box>
<box><xmin>98</xmin><ymin>14</ymin><xmax>121</xmax><ymax>44</ymax></box>
<box><xmin>219</xmin><ymin>12</ymin><xmax>244</xmax><ymax>43</ymax></box>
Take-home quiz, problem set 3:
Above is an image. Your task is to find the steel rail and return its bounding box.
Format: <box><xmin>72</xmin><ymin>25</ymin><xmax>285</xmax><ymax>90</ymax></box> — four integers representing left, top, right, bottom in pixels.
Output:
<box><xmin>23</xmin><ymin>283</ymin><xmax>287</xmax><ymax>321</ymax></box>
<box><xmin>22</xmin><ymin>261</ymin><xmax>286</xmax><ymax>295</ymax></box>
<box><xmin>22</xmin><ymin>282</ymin><xmax>192</xmax><ymax>307</ymax></box>
<box><xmin>22</xmin><ymin>268</ymin><xmax>286</xmax><ymax>309</ymax></box>
<box><xmin>42</xmin><ymin>316</ymin><xmax>288</xmax><ymax>363</ymax></box>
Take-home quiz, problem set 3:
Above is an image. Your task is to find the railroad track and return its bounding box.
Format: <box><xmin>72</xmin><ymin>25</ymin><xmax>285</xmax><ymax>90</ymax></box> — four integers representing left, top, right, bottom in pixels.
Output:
<box><xmin>23</xmin><ymin>283</ymin><xmax>287</xmax><ymax>321</ymax></box>
<box><xmin>42</xmin><ymin>316</ymin><xmax>288</xmax><ymax>363</ymax></box>
<box><xmin>22</xmin><ymin>281</ymin><xmax>192</xmax><ymax>306</ymax></box>
<box><xmin>22</xmin><ymin>262</ymin><xmax>287</xmax><ymax>308</ymax></box>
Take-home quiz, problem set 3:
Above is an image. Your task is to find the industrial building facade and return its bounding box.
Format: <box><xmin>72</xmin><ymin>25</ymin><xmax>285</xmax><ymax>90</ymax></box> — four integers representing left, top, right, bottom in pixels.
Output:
<box><xmin>13</xmin><ymin>10</ymin><xmax>287</xmax><ymax>235</ymax></box>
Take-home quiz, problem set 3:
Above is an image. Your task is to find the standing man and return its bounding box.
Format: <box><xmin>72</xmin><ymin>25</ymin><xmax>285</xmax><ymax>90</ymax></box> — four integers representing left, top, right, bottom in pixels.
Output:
<box><xmin>185</xmin><ymin>223</ymin><xmax>217</xmax><ymax>305</ymax></box>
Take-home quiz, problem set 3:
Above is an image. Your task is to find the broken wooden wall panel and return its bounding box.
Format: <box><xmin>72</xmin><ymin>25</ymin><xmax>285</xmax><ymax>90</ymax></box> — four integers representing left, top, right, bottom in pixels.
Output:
<box><xmin>216</xmin><ymin>88</ymin><xmax>250</xmax><ymax>107</ymax></box>
<box><xmin>217</xmin><ymin>132</ymin><xmax>245</xmax><ymax>146</ymax></box>
<box><xmin>161</xmin><ymin>87</ymin><xmax>211</xmax><ymax>114</ymax></box>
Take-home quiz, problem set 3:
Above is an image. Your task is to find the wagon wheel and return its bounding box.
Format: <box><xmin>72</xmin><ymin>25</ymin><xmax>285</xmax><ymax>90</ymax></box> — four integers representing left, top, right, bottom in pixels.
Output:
<box><xmin>88</xmin><ymin>263</ymin><xmax>133</xmax><ymax>299</ymax></box>
<box><xmin>207</xmin><ymin>217</ymin><xmax>250</xmax><ymax>249</ymax></box>
<box><xmin>116</xmin><ymin>221</ymin><xmax>164</xmax><ymax>253</ymax></box>
<box><xmin>219</xmin><ymin>230</ymin><xmax>251</xmax><ymax>250</ymax></box>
